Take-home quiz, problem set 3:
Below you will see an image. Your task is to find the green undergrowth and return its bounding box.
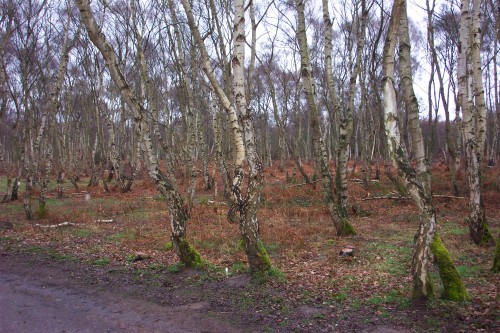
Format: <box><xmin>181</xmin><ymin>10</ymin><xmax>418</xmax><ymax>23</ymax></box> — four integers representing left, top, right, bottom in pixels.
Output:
<box><xmin>25</xmin><ymin>245</ymin><xmax>75</xmax><ymax>261</ymax></box>
<box><xmin>94</xmin><ymin>257</ymin><xmax>111</xmax><ymax>266</ymax></box>
<box><xmin>253</xmin><ymin>266</ymin><xmax>286</xmax><ymax>284</ymax></box>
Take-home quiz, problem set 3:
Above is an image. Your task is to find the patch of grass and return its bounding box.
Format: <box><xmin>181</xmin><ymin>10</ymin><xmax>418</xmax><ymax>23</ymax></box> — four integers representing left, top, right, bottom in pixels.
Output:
<box><xmin>1</xmin><ymin>204</ymin><xmax>24</xmax><ymax>214</ymax></box>
<box><xmin>167</xmin><ymin>262</ymin><xmax>185</xmax><ymax>273</ymax></box>
<box><xmin>268</xmin><ymin>266</ymin><xmax>286</xmax><ymax>281</ymax></box>
<box><xmin>263</xmin><ymin>241</ymin><xmax>279</xmax><ymax>254</ymax></box>
<box><xmin>124</xmin><ymin>208</ymin><xmax>149</xmax><ymax>220</ymax></box>
<box><xmin>288</xmin><ymin>196</ymin><xmax>317</xmax><ymax>207</ymax></box>
<box><xmin>447</xmin><ymin>224</ymin><xmax>468</xmax><ymax>236</ymax></box>
<box><xmin>195</xmin><ymin>195</ymin><xmax>211</xmax><ymax>205</ymax></box>
<box><xmin>332</xmin><ymin>292</ymin><xmax>348</xmax><ymax>302</ymax></box>
<box><xmin>236</xmin><ymin>294</ymin><xmax>255</xmax><ymax>309</ymax></box>
<box><xmin>164</xmin><ymin>241</ymin><xmax>173</xmax><ymax>250</ymax></box>
<box><xmin>231</xmin><ymin>261</ymin><xmax>248</xmax><ymax>274</ymax></box>
<box><xmin>194</xmin><ymin>238</ymin><xmax>218</xmax><ymax>250</ymax></box>
<box><xmin>94</xmin><ymin>257</ymin><xmax>111</xmax><ymax>266</ymax></box>
<box><xmin>46</xmin><ymin>248</ymin><xmax>72</xmax><ymax>260</ymax></box>
<box><xmin>45</xmin><ymin>198</ymin><xmax>72</xmax><ymax>208</ymax></box>
<box><xmin>26</xmin><ymin>245</ymin><xmax>73</xmax><ymax>261</ymax></box>
<box><xmin>367</xmin><ymin>295</ymin><xmax>385</xmax><ymax>305</ymax></box>
<box><xmin>381</xmin><ymin>258</ymin><xmax>408</xmax><ymax>276</ymax></box>
<box><xmin>456</xmin><ymin>265</ymin><xmax>481</xmax><ymax>278</ymax></box>
<box><xmin>365</xmin><ymin>242</ymin><xmax>412</xmax><ymax>277</ymax></box>
<box><xmin>253</xmin><ymin>266</ymin><xmax>286</xmax><ymax>284</ymax></box>
<box><xmin>75</xmin><ymin>229</ymin><xmax>94</xmax><ymax>238</ymax></box>
<box><xmin>106</xmin><ymin>231</ymin><xmax>136</xmax><ymax>243</ymax></box>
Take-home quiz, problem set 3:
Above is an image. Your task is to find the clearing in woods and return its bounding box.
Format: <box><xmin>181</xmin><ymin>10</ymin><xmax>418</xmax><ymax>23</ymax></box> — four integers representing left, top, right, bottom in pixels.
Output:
<box><xmin>0</xmin><ymin>162</ymin><xmax>498</xmax><ymax>332</ymax></box>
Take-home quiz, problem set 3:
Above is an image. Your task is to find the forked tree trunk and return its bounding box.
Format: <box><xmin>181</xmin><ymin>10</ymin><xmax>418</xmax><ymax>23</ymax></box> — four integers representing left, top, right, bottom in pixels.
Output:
<box><xmin>298</xmin><ymin>0</ymin><xmax>356</xmax><ymax>236</ymax></box>
<box><xmin>180</xmin><ymin>0</ymin><xmax>271</xmax><ymax>273</ymax></box>
<box><xmin>457</xmin><ymin>0</ymin><xmax>494</xmax><ymax>245</ymax></box>
<box><xmin>383</xmin><ymin>0</ymin><xmax>468</xmax><ymax>303</ymax></box>
<box><xmin>77</xmin><ymin>0</ymin><xmax>202</xmax><ymax>268</ymax></box>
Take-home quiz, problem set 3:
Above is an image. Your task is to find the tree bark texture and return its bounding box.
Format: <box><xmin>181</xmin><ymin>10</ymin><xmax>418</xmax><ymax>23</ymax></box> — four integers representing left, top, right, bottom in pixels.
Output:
<box><xmin>457</xmin><ymin>0</ymin><xmax>493</xmax><ymax>245</ymax></box>
<box><xmin>382</xmin><ymin>0</ymin><xmax>468</xmax><ymax>303</ymax></box>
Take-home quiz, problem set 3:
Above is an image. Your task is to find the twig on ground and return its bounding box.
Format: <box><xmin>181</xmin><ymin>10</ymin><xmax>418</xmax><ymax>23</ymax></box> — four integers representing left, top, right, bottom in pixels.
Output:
<box><xmin>35</xmin><ymin>222</ymin><xmax>76</xmax><ymax>228</ymax></box>
<box><xmin>362</xmin><ymin>194</ymin><xmax>465</xmax><ymax>201</ymax></box>
<box><xmin>284</xmin><ymin>179</ymin><xmax>321</xmax><ymax>189</ymax></box>
<box><xmin>96</xmin><ymin>219</ymin><xmax>114</xmax><ymax>223</ymax></box>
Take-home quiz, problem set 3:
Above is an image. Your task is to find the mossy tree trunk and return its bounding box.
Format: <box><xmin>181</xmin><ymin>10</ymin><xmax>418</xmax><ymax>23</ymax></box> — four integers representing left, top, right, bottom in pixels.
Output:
<box><xmin>382</xmin><ymin>0</ymin><xmax>468</xmax><ymax>303</ymax></box>
<box><xmin>77</xmin><ymin>0</ymin><xmax>202</xmax><ymax>268</ymax></box>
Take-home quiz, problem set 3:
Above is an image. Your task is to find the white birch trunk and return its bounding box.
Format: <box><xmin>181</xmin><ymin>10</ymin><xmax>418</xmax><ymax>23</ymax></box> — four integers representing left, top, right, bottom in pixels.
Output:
<box><xmin>458</xmin><ymin>0</ymin><xmax>493</xmax><ymax>245</ymax></box>
<box><xmin>180</xmin><ymin>0</ymin><xmax>270</xmax><ymax>272</ymax></box>
<box><xmin>77</xmin><ymin>0</ymin><xmax>203</xmax><ymax>267</ymax></box>
<box><xmin>383</xmin><ymin>0</ymin><xmax>469</xmax><ymax>303</ymax></box>
<box><xmin>297</xmin><ymin>0</ymin><xmax>356</xmax><ymax>236</ymax></box>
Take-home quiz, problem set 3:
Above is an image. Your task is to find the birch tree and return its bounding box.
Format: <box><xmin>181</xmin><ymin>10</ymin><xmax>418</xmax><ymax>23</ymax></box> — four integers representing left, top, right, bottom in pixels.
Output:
<box><xmin>382</xmin><ymin>0</ymin><xmax>468</xmax><ymax>302</ymax></box>
<box><xmin>457</xmin><ymin>0</ymin><xmax>494</xmax><ymax>245</ymax></box>
<box><xmin>297</xmin><ymin>0</ymin><xmax>356</xmax><ymax>236</ymax></box>
<box><xmin>76</xmin><ymin>0</ymin><xmax>203</xmax><ymax>268</ymax></box>
<box><xmin>180</xmin><ymin>0</ymin><xmax>271</xmax><ymax>273</ymax></box>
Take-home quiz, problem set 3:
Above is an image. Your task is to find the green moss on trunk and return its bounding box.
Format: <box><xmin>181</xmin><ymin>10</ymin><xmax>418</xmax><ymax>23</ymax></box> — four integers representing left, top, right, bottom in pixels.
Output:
<box><xmin>492</xmin><ymin>237</ymin><xmax>500</xmax><ymax>273</ymax></box>
<box><xmin>337</xmin><ymin>218</ymin><xmax>357</xmax><ymax>236</ymax></box>
<box><xmin>430</xmin><ymin>234</ymin><xmax>470</xmax><ymax>302</ymax></box>
<box><xmin>256</xmin><ymin>241</ymin><xmax>272</xmax><ymax>270</ymax></box>
<box><xmin>467</xmin><ymin>214</ymin><xmax>494</xmax><ymax>246</ymax></box>
<box><xmin>173</xmin><ymin>237</ymin><xmax>204</xmax><ymax>268</ymax></box>
<box><xmin>478</xmin><ymin>221</ymin><xmax>494</xmax><ymax>246</ymax></box>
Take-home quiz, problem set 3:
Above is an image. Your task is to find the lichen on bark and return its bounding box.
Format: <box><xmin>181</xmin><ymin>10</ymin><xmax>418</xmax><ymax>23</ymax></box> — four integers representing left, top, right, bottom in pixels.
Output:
<box><xmin>430</xmin><ymin>234</ymin><xmax>470</xmax><ymax>302</ymax></box>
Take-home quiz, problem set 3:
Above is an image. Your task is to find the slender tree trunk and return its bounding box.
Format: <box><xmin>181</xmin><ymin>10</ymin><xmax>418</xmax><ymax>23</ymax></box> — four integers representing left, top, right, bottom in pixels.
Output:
<box><xmin>1</xmin><ymin>177</ymin><xmax>12</xmax><ymax>203</ymax></box>
<box><xmin>298</xmin><ymin>0</ymin><xmax>356</xmax><ymax>236</ymax></box>
<box><xmin>383</xmin><ymin>0</ymin><xmax>468</xmax><ymax>303</ymax></box>
<box><xmin>335</xmin><ymin>0</ymin><xmax>368</xmax><ymax>220</ymax></box>
<box><xmin>180</xmin><ymin>0</ymin><xmax>271</xmax><ymax>273</ymax></box>
<box><xmin>458</xmin><ymin>0</ymin><xmax>494</xmax><ymax>245</ymax></box>
<box><xmin>211</xmin><ymin>88</ymin><xmax>231</xmax><ymax>199</ymax></box>
<box><xmin>426</xmin><ymin>0</ymin><xmax>460</xmax><ymax>196</ymax></box>
<box><xmin>77</xmin><ymin>0</ymin><xmax>202</xmax><ymax>267</ymax></box>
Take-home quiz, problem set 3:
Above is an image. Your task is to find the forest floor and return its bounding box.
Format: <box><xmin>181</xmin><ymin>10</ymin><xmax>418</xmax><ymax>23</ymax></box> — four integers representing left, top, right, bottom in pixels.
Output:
<box><xmin>0</xmin><ymin>161</ymin><xmax>498</xmax><ymax>332</ymax></box>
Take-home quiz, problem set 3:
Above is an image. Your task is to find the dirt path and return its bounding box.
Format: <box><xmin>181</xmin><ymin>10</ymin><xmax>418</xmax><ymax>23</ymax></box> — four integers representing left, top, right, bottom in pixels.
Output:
<box><xmin>0</xmin><ymin>255</ymin><xmax>246</xmax><ymax>333</ymax></box>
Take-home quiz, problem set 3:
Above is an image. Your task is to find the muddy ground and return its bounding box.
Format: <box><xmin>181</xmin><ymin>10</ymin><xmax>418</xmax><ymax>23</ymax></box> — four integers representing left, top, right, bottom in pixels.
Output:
<box><xmin>0</xmin><ymin>250</ymin><xmax>495</xmax><ymax>333</ymax></box>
